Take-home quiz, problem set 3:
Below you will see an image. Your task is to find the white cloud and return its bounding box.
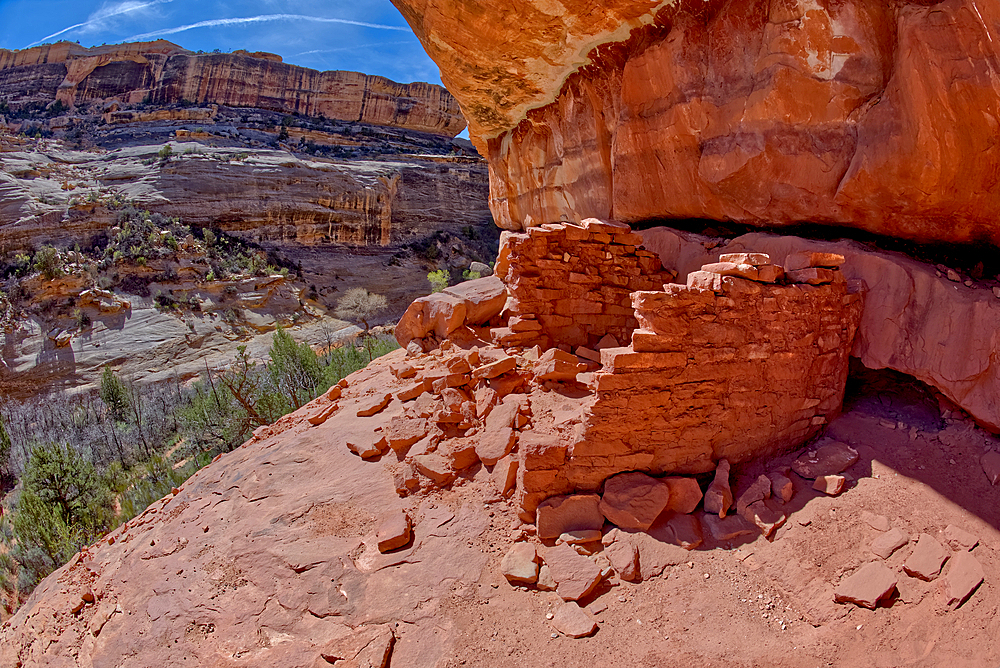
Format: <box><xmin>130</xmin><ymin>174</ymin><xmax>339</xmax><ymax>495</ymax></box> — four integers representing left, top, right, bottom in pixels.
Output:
<box><xmin>125</xmin><ymin>13</ymin><xmax>411</xmax><ymax>41</ymax></box>
<box><xmin>27</xmin><ymin>0</ymin><xmax>175</xmax><ymax>47</ymax></box>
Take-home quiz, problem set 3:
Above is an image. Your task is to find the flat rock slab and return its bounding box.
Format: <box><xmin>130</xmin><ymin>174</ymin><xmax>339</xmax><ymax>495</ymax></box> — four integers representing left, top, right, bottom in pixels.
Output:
<box><xmin>904</xmin><ymin>533</ymin><xmax>949</xmax><ymax>581</ymax></box>
<box><xmin>542</xmin><ymin>544</ymin><xmax>603</xmax><ymax>602</ymax></box>
<box><xmin>871</xmin><ymin>528</ymin><xmax>909</xmax><ymax>559</ymax></box>
<box><xmin>792</xmin><ymin>441</ymin><xmax>859</xmax><ymax>479</ymax></box>
<box><xmin>501</xmin><ymin>542</ymin><xmax>539</xmax><ymax>584</ymax></box>
<box><xmin>599</xmin><ymin>471</ymin><xmax>672</xmax><ymax>531</ymax></box>
<box><xmin>942</xmin><ymin>551</ymin><xmax>985</xmax><ymax>608</ymax></box>
<box><xmin>549</xmin><ymin>602</ymin><xmax>597</xmax><ymax>638</ymax></box>
<box><xmin>536</xmin><ymin>494</ymin><xmax>604</xmax><ymax>540</ymax></box>
<box><xmin>376</xmin><ymin>510</ymin><xmax>412</xmax><ymax>553</ymax></box>
<box><xmin>942</xmin><ymin>524</ymin><xmax>978</xmax><ymax>551</ymax></box>
<box><xmin>357</xmin><ymin>393</ymin><xmax>393</xmax><ymax>417</ymax></box>
<box><xmin>703</xmin><ymin>512</ymin><xmax>756</xmax><ymax>541</ymax></box>
<box><xmin>834</xmin><ymin>562</ymin><xmax>898</xmax><ymax>609</ymax></box>
<box><xmin>861</xmin><ymin>511</ymin><xmax>891</xmax><ymax>532</ymax></box>
<box><xmin>411</xmin><ymin>453</ymin><xmax>456</xmax><ymax>486</ymax></box>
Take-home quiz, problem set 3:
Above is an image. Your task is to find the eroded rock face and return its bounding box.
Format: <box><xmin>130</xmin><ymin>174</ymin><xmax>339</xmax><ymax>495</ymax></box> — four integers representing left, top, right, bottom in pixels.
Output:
<box><xmin>394</xmin><ymin>0</ymin><xmax>1000</xmax><ymax>244</ymax></box>
<box><xmin>0</xmin><ymin>41</ymin><xmax>466</xmax><ymax>136</ymax></box>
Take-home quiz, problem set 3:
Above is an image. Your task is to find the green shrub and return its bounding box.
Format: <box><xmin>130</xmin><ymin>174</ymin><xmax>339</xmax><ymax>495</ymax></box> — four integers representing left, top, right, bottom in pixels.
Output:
<box><xmin>33</xmin><ymin>246</ymin><xmax>63</xmax><ymax>280</ymax></box>
<box><xmin>427</xmin><ymin>269</ymin><xmax>448</xmax><ymax>293</ymax></box>
<box><xmin>158</xmin><ymin>144</ymin><xmax>173</xmax><ymax>160</ymax></box>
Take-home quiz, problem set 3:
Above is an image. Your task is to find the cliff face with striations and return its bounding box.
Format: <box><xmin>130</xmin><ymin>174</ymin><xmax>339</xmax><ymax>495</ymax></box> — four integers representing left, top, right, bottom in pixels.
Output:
<box><xmin>393</xmin><ymin>0</ymin><xmax>1000</xmax><ymax>244</ymax></box>
<box><xmin>0</xmin><ymin>40</ymin><xmax>466</xmax><ymax>136</ymax></box>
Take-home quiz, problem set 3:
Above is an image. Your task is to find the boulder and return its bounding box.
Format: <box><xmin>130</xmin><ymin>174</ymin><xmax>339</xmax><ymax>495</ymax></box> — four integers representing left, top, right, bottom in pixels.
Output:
<box><xmin>834</xmin><ymin>562</ymin><xmax>898</xmax><ymax>609</ymax></box>
<box><xmin>536</xmin><ymin>494</ymin><xmax>605</xmax><ymax>540</ymax></box>
<box><xmin>501</xmin><ymin>542</ymin><xmax>539</xmax><ymax>584</ymax></box>
<box><xmin>443</xmin><ymin>275</ymin><xmax>506</xmax><ymax>325</ymax></box>
<box><xmin>599</xmin><ymin>472</ymin><xmax>672</xmax><ymax>531</ymax></box>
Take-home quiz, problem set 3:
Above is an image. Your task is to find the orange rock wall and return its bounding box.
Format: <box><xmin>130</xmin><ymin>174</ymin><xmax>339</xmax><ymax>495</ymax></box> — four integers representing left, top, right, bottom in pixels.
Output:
<box><xmin>0</xmin><ymin>41</ymin><xmax>466</xmax><ymax>136</ymax></box>
<box><xmin>495</xmin><ymin>221</ymin><xmax>676</xmax><ymax>349</ymax></box>
<box><xmin>395</xmin><ymin>0</ymin><xmax>1000</xmax><ymax>244</ymax></box>
<box><xmin>516</xmin><ymin>268</ymin><xmax>862</xmax><ymax>516</ymax></box>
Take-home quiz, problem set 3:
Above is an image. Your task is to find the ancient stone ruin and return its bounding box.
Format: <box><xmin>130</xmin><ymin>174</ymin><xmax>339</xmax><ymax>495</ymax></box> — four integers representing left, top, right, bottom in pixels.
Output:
<box><xmin>394</xmin><ymin>219</ymin><xmax>863</xmax><ymax>524</ymax></box>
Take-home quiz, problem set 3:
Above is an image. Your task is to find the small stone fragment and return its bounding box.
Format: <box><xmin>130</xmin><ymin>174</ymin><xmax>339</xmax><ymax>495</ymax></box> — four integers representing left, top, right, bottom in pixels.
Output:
<box><xmin>942</xmin><ymin>525</ymin><xmax>978</xmax><ymax>551</ymax></box>
<box><xmin>491</xmin><ymin>455</ymin><xmax>518</xmax><ymax>496</ymax></box>
<box><xmin>649</xmin><ymin>512</ymin><xmax>703</xmax><ymax>550</ymax></box>
<box><xmin>320</xmin><ymin>623</ymin><xmax>394</xmax><ymax>668</ymax></box>
<box><xmin>903</xmin><ymin>533</ymin><xmax>949</xmax><ymax>581</ymax></box>
<box><xmin>542</xmin><ymin>544</ymin><xmax>603</xmax><ymax>602</ymax></box>
<box><xmin>411</xmin><ymin>453</ymin><xmax>456</xmax><ymax>486</ymax></box>
<box><xmin>981</xmin><ymin>450</ymin><xmax>1000</xmax><ymax>485</ymax></box>
<box><xmin>704</xmin><ymin>459</ymin><xmax>733</xmax><ymax>518</ymax></box>
<box><xmin>736</xmin><ymin>475</ymin><xmax>771</xmax><ymax>516</ymax></box>
<box><xmin>599</xmin><ymin>471</ymin><xmax>672</xmax><ymax>531</ymax></box>
<box><xmin>536</xmin><ymin>565</ymin><xmax>557</xmax><ymax>591</ymax></box>
<box><xmin>376</xmin><ymin>511</ymin><xmax>412</xmax><ymax>553</ymax></box>
<box><xmin>357</xmin><ymin>393</ymin><xmax>393</xmax><ymax>417</ymax></box>
<box><xmin>742</xmin><ymin>501</ymin><xmax>786</xmax><ymax>538</ymax></box>
<box><xmin>813</xmin><ymin>475</ymin><xmax>846</xmax><ymax>496</ymax></box>
<box><xmin>768</xmin><ymin>471</ymin><xmax>794</xmax><ymax>503</ymax></box>
<box><xmin>501</xmin><ymin>542</ymin><xmax>539</xmax><ymax>585</ymax></box>
<box><xmin>870</xmin><ymin>528</ymin><xmax>909</xmax><ymax>559</ymax></box>
<box><xmin>549</xmin><ymin>602</ymin><xmax>597</xmax><ymax>638</ymax></box>
<box><xmin>941</xmin><ymin>551</ymin><xmax>985</xmax><ymax>608</ymax></box>
<box><xmin>834</xmin><ymin>562</ymin><xmax>898</xmax><ymax>609</ymax></box>
<box><xmin>605</xmin><ymin>540</ymin><xmax>640</xmax><ymax>582</ymax></box>
<box><xmin>792</xmin><ymin>441</ymin><xmax>859</xmax><ymax>479</ymax></box>
<box><xmin>536</xmin><ymin>494</ymin><xmax>605</xmax><ymax>541</ymax></box>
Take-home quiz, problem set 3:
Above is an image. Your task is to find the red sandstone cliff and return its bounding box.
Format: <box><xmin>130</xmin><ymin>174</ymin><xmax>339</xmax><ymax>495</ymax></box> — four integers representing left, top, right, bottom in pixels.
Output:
<box><xmin>392</xmin><ymin>0</ymin><xmax>1000</xmax><ymax>243</ymax></box>
<box><xmin>0</xmin><ymin>40</ymin><xmax>466</xmax><ymax>136</ymax></box>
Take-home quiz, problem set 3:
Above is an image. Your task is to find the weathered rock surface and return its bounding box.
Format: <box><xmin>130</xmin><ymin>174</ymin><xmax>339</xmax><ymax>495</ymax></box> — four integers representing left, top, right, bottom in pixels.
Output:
<box><xmin>395</xmin><ymin>0</ymin><xmax>1000</xmax><ymax>244</ymax></box>
<box><xmin>542</xmin><ymin>544</ymin><xmax>603</xmax><ymax>602</ymax></box>
<box><xmin>0</xmin><ymin>41</ymin><xmax>465</xmax><ymax>135</ymax></box>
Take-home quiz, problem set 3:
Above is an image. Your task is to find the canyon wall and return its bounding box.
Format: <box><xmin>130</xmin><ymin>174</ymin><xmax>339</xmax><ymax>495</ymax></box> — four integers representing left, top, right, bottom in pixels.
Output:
<box><xmin>0</xmin><ymin>41</ymin><xmax>466</xmax><ymax>136</ymax></box>
<box><xmin>393</xmin><ymin>0</ymin><xmax>1000</xmax><ymax>244</ymax></box>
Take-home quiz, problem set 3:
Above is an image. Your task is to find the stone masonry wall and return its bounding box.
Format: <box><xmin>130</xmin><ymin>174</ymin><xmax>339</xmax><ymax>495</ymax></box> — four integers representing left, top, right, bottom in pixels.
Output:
<box><xmin>515</xmin><ymin>252</ymin><xmax>863</xmax><ymax>517</ymax></box>
<box><xmin>493</xmin><ymin>219</ymin><xmax>676</xmax><ymax>349</ymax></box>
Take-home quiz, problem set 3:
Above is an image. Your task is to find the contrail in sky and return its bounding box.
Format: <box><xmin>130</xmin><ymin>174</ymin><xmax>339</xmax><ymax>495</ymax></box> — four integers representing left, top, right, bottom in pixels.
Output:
<box><xmin>127</xmin><ymin>14</ymin><xmax>411</xmax><ymax>41</ymax></box>
<box><xmin>27</xmin><ymin>0</ymin><xmax>175</xmax><ymax>47</ymax></box>
<box><xmin>294</xmin><ymin>41</ymin><xmax>414</xmax><ymax>56</ymax></box>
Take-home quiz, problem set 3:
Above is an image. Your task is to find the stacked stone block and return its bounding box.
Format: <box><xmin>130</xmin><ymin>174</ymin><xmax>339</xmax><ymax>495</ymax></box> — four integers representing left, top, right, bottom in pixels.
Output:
<box><xmin>494</xmin><ymin>218</ymin><xmax>676</xmax><ymax>349</ymax></box>
<box><xmin>515</xmin><ymin>251</ymin><xmax>863</xmax><ymax>518</ymax></box>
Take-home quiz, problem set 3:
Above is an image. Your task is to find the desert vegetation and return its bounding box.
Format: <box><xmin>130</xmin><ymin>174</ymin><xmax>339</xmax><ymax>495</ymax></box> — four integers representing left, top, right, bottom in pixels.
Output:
<box><xmin>0</xmin><ymin>328</ymin><xmax>397</xmax><ymax>614</ymax></box>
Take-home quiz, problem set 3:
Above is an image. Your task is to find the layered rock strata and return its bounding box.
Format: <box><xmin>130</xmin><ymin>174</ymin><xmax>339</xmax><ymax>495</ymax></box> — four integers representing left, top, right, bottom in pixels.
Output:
<box><xmin>0</xmin><ymin>40</ymin><xmax>465</xmax><ymax>136</ymax></box>
<box><xmin>393</xmin><ymin>0</ymin><xmax>1000</xmax><ymax>244</ymax></box>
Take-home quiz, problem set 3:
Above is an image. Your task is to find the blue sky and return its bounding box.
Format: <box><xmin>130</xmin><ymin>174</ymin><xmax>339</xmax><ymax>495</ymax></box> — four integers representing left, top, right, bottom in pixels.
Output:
<box><xmin>0</xmin><ymin>0</ymin><xmax>443</xmax><ymax>86</ymax></box>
